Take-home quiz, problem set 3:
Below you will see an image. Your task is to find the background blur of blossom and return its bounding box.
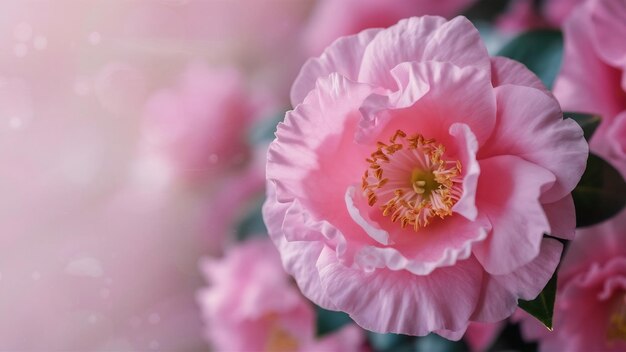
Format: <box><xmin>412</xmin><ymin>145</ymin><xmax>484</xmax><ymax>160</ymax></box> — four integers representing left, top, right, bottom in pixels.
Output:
<box><xmin>0</xmin><ymin>0</ymin><xmax>616</xmax><ymax>351</ymax></box>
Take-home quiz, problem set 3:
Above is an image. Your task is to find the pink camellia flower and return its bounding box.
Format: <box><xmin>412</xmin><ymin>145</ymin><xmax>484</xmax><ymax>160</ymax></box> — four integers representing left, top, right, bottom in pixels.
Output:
<box><xmin>518</xmin><ymin>210</ymin><xmax>626</xmax><ymax>351</ymax></box>
<box><xmin>554</xmin><ymin>0</ymin><xmax>626</xmax><ymax>177</ymax></box>
<box><xmin>140</xmin><ymin>63</ymin><xmax>269</xmax><ymax>183</ymax></box>
<box><xmin>302</xmin><ymin>0</ymin><xmax>476</xmax><ymax>56</ymax></box>
<box><xmin>197</xmin><ymin>238</ymin><xmax>366</xmax><ymax>352</ymax></box>
<box><xmin>263</xmin><ymin>16</ymin><xmax>588</xmax><ymax>338</ymax></box>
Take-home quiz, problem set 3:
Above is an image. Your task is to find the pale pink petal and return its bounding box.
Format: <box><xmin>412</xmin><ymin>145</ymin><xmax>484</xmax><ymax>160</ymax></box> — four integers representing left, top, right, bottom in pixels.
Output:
<box><xmin>358</xmin><ymin>16</ymin><xmax>491</xmax><ymax>89</ymax></box>
<box><xmin>291</xmin><ymin>29</ymin><xmax>381</xmax><ymax>107</ymax></box>
<box><xmin>358</xmin><ymin>61</ymin><xmax>496</xmax><ymax>147</ymax></box>
<box><xmin>317</xmin><ymin>246</ymin><xmax>484</xmax><ymax>336</ymax></box>
<box><xmin>348</xmin><ymin>211</ymin><xmax>489</xmax><ymax>275</ymax></box>
<box><xmin>590</xmin><ymin>0</ymin><xmax>626</xmax><ymax>73</ymax></box>
<box><xmin>449</xmin><ymin>123</ymin><xmax>481</xmax><ymax>221</ymax></box>
<box><xmin>479</xmin><ymin>85</ymin><xmax>587</xmax><ymax>203</ymax></box>
<box><xmin>435</xmin><ymin>326</ymin><xmax>469</xmax><ymax>341</ymax></box>
<box><xmin>472</xmin><ymin>238</ymin><xmax>563</xmax><ymax>322</ymax></box>
<box><xmin>263</xmin><ymin>181</ymin><xmax>338</xmax><ymax>311</ymax></box>
<box><xmin>542</xmin><ymin>194</ymin><xmax>576</xmax><ymax>240</ymax></box>
<box><xmin>554</xmin><ymin>2</ymin><xmax>626</xmax><ymax>119</ymax></box>
<box><xmin>473</xmin><ymin>155</ymin><xmax>555</xmax><ymax>275</ymax></box>
<box><xmin>490</xmin><ymin>56</ymin><xmax>550</xmax><ymax>95</ymax></box>
<box><xmin>269</xmin><ymin>73</ymin><xmax>374</xmax><ymax>218</ymax></box>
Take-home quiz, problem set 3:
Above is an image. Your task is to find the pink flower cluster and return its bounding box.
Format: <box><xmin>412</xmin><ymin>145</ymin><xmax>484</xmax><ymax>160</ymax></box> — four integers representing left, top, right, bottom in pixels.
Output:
<box><xmin>197</xmin><ymin>238</ymin><xmax>365</xmax><ymax>352</ymax></box>
<box><xmin>264</xmin><ymin>15</ymin><xmax>587</xmax><ymax>338</ymax></box>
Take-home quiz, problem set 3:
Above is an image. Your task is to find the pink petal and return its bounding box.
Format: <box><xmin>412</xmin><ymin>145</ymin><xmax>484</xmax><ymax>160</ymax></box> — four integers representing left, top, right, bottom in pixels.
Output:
<box><xmin>490</xmin><ymin>56</ymin><xmax>550</xmax><ymax>95</ymax></box>
<box><xmin>291</xmin><ymin>29</ymin><xmax>381</xmax><ymax>107</ymax></box>
<box><xmin>590</xmin><ymin>0</ymin><xmax>626</xmax><ymax>75</ymax></box>
<box><xmin>450</xmin><ymin>123</ymin><xmax>480</xmax><ymax>221</ymax></box>
<box><xmin>554</xmin><ymin>2</ymin><xmax>626</xmax><ymax>119</ymax></box>
<box><xmin>263</xmin><ymin>181</ymin><xmax>338</xmax><ymax>311</ymax></box>
<box><xmin>473</xmin><ymin>155</ymin><xmax>555</xmax><ymax>275</ymax></box>
<box><xmin>269</xmin><ymin>73</ymin><xmax>373</xmax><ymax>220</ymax></box>
<box><xmin>471</xmin><ymin>238</ymin><xmax>563</xmax><ymax>322</ymax></box>
<box><xmin>358</xmin><ymin>61</ymin><xmax>496</xmax><ymax>147</ymax></box>
<box><xmin>350</xmin><ymin>211</ymin><xmax>489</xmax><ymax>275</ymax></box>
<box><xmin>317</xmin><ymin>246</ymin><xmax>483</xmax><ymax>336</ymax></box>
<box><xmin>542</xmin><ymin>194</ymin><xmax>576</xmax><ymax>240</ymax></box>
<box><xmin>358</xmin><ymin>16</ymin><xmax>490</xmax><ymax>90</ymax></box>
<box><xmin>479</xmin><ymin>84</ymin><xmax>587</xmax><ymax>203</ymax></box>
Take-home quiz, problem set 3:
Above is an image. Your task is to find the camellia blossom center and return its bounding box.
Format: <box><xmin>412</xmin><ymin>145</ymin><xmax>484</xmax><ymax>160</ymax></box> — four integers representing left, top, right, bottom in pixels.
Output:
<box><xmin>361</xmin><ymin>130</ymin><xmax>463</xmax><ymax>231</ymax></box>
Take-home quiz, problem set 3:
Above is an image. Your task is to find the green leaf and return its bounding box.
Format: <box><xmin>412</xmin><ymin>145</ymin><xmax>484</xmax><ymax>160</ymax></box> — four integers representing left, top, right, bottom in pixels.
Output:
<box><xmin>315</xmin><ymin>307</ymin><xmax>353</xmax><ymax>337</ymax></box>
<box><xmin>565</xmin><ymin>112</ymin><xmax>601</xmax><ymax>141</ymax></box>
<box><xmin>518</xmin><ymin>270</ymin><xmax>557</xmax><ymax>330</ymax></box>
<box><xmin>247</xmin><ymin>112</ymin><xmax>285</xmax><ymax>145</ymax></box>
<box><xmin>497</xmin><ymin>29</ymin><xmax>563</xmax><ymax>88</ymax></box>
<box><xmin>414</xmin><ymin>333</ymin><xmax>468</xmax><ymax>352</ymax></box>
<box><xmin>368</xmin><ymin>332</ymin><xmax>414</xmax><ymax>352</ymax></box>
<box><xmin>572</xmin><ymin>153</ymin><xmax>626</xmax><ymax>227</ymax></box>
<box><xmin>235</xmin><ymin>196</ymin><xmax>267</xmax><ymax>241</ymax></box>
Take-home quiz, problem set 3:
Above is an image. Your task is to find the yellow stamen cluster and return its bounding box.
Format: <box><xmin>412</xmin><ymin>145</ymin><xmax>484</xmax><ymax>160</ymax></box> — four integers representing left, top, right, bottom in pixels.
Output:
<box><xmin>264</xmin><ymin>313</ymin><xmax>300</xmax><ymax>352</ymax></box>
<box><xmin>608</xmin><ymin>293</ymin><xmax>626</xmax><ymax>344</ymax></box>
<box><xmin>361</xmin><ymin>130</ymin><xmax>462</xmax><ymax>231</ymax></box>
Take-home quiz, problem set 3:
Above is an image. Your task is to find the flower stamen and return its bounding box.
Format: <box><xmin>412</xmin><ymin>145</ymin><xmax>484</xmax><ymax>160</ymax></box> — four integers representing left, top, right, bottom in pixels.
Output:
<box><xmin>608</xmin><ymin>293</ymin><xmax>626</xmax><ymax>343</ymax></box>
<box><xmin>362</xmin><ymin>130</ymin><xmax>462</xmax><ymax>231</ymax></box>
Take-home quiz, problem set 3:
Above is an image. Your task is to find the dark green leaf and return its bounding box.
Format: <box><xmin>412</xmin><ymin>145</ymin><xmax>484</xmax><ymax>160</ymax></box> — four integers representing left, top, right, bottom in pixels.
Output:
<box><xmin>315</xmin><ymin>306</ymin><xmax>353</xmax><ymax>337</ymax></box>
<box><xmin>518</xmin><ymin>270</ymin><xmax>557</xmax><ymax>330</ymax></box>
<box><xmin>235</xmin><ymin>196</ymin><xmax>267</xmax><ymax>241</ymax></box>
<box><xmin>573</xmin><ymin>153</ymin><xmax>626</xmax><ymax>227</ymax></box>
<box><xmin>368</xmin><ymin>332</ymin><xmax>414</xmax><ymax>352</ymax></box>
<box><xmin>414</xmin><ymin>333</ymin><xmax>468</xmax><ymax>352</ymax></box>
<box><xmin>565</xmin><ymin>112</ymin><xmax>601</xmax><ymax>141</ymax></box>
<box><xmin>497</xmin><ymin>29</ymin><xmax>563</xmax><ymax>88</ymax></box>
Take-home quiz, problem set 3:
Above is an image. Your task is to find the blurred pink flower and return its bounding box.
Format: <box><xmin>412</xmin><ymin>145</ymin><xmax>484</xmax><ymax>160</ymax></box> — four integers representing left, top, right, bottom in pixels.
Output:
<box><xmin>204</xmin><ymin>144</ymin><xmax>268</xmax><ymax>250</ymax></box>
<box><xmin>518</xmin><ymin>210</ymin><xmax>626</xmax><ymax>351</ymax></box>
<box><xmin>302</xmin><ymin>0</ymin><xmax>476</xmax><ymax>56</ymax></box>
<box><xmin>496</xmin><ymin>0</ymin><xmax>584</xmax><ymax>33</ymax></box>
<box><xmin>263</xmin><ymin>16</ymin><xmax>587</xmax><ymax>338</ymax></box>
<box><xmin>496</xmin><ymin>0</ymin><xmax>551</xmax><ymax>33</ymax></box>
<box><xmin>140</xmin><ymin>63</ymin><xmax>267</xmax><ymax>183</ymax></box>
<box><xmin>554</xmin><ymin>0</ymin><xmax>626</xmax><ymax>177</ymax></box>
<box><xmin>464</xmin><ymin>321</ymin><xmax>504</xmax><ymax>352</ymax></box>
<box><xmin>197</xmin><ymin>238</ymin><xmax>365</xmax><ymax>352</ymax></box>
